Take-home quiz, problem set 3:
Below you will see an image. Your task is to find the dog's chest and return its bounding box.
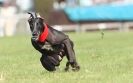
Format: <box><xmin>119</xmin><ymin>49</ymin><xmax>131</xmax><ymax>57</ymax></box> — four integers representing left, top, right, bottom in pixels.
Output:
<box><xmin>31</xmin><ymin>39</ymin><xmax>64</xmax><ymax>54</ymax></box>
<box><xmin>35</xmin><ymin>41</ymin><xmax>53</xmax><ymax>51</ymax></box>
<box><xmin>41</xmin><ymin>42</ymin><xmax>53</xmax><ymax>51</ymax></box>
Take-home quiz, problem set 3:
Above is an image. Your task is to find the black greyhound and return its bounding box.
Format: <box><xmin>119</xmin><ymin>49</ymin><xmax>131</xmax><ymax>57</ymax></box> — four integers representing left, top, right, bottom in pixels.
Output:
<box><xmin>28</xmin><ymin>12</ymin><xmax>80</xmax><ymax>71</ymax></box>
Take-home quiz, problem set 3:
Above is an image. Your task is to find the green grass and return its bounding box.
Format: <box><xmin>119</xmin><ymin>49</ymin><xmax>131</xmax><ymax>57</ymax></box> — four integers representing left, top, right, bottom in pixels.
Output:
<box><xmin>0</xmin><ymin>31</ymin><xmax>133</xmax><ymax>83</ymax></box>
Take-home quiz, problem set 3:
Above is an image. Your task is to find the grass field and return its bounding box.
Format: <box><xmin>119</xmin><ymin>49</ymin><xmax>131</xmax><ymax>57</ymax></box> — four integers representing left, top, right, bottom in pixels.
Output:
<box><xmin>0</xmin><ymin>31</ymin><xmax>133</xmax><ymax>83</ymax></box>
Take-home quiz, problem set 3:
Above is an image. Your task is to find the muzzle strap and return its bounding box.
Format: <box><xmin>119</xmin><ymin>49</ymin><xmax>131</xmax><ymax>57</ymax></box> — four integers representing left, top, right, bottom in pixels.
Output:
<box><xmin>39</xmin><ymin>24</ymin><xmax>49</xmax><ymax>42</ymax></box>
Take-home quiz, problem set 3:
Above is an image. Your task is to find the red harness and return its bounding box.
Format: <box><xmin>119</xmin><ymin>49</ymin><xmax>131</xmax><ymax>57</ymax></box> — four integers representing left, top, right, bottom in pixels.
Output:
<box><xmin>38</xmin><ymin>24</ymin><xmax>49</xmax><ymax>42</ymax></box>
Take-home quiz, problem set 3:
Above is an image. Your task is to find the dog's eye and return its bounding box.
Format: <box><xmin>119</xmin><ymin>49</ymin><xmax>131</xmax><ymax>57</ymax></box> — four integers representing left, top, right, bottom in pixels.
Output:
<box><xmin>36</xmin><ymin>23</ymin><xmax>39</xmax><ymax>26</ymax></box>
<box><xmin>28</xmin><ymin>19</ymin><xmax>31</xmax><ymax>22</ymax></box>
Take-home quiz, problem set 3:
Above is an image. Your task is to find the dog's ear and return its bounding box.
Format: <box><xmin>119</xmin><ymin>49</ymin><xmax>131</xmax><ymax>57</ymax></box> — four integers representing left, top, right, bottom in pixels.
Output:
<box><xmin>37</xmin><ymin>13</ymin><xmax>41</xmax><ymax>17</ymax></box>
<box><xmin>28</xmin><ymin>12</ymin><xmax>34</xmax><ymax>18</ymax></box>
<box><xmin>37</xmin><ymin>13</ymin><xmax>44</xmax><ymax>20</ymax></box>
<box><xmin>40</xmin><ymin>18</ymin><xmax>44</xmax><ymax>22</ymax></box>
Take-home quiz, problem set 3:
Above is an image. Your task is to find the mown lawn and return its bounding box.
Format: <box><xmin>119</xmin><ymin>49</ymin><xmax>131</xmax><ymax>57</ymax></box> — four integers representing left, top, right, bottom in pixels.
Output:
<box><xmin>0</xmin><ymin>31</ymin><xmax>133</xmax><ymax>83</ymax></box>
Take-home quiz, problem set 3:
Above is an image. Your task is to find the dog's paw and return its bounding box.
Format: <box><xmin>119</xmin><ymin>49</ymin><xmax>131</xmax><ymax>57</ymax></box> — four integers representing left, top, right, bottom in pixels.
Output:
<box><xmin>64</xmin><ymin>67</ymin><xmax>69</xmax><ymax>72</ymax></box>
<box><xmin>72</xmin><ymin>65</ymin><xmax>80</xmax><ymax>71</ymax></box>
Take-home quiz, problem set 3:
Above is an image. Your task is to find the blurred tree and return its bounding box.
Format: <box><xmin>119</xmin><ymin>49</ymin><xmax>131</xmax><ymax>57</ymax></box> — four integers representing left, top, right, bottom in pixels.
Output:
<box><xmin>35</xmin><ymin>0</ymin><xmax>53</xmax><ymax>23</ymax></box>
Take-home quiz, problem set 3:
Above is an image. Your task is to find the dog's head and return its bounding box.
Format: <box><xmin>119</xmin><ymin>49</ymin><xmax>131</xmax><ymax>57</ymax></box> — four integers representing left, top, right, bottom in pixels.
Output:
<box><xmin>28</xmin><ymin>12</ymin><xmax>45</xmax><ymax>41</ymax></box>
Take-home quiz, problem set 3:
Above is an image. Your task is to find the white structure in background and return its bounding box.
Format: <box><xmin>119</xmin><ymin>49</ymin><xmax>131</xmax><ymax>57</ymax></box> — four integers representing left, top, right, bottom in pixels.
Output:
<box><xmin>53</xmin><ymin>1</ymin><xmax>60</xmax><ymax>9</ymax></box>
<box><xmin>98</xmin><ymin>23</ymin><xmax>107</xmax><ymax>30</ymax></box>
<box><xmin>79</xmin><ymin>0</ymin><xmax>93</xmax><ymax>6</ymax></box>
<box><xmin>0</xmin><ymin>18</ymin><xmax>5</xmax><ymax>37</ymax></box>
<box><xmin>0</xmin><ymin>0</ymin><xmax>18</xmax><ymax>37</ymax></box>
<box><xmin>52</xmin><ymin>25</ymin><xmax>63</xmax><ymax>31</ymax></box>
<box><xmin>16</xmin><ymin>0</ymin><xmax>34</xmax><ymax>12</ymax></box>
<box><xmin>66</xmin><ymin>0</ymin><xmax>78</xmax><ymax>7</ymax></box>
<box><xmin>124</xmin><ymin>0</ymin><xmax>133</xmax><ymax>4</ymax></box>
<box><xmin>53</xmin><ymin>1</ymin><xmax>66</xmax><ymax>10</ymax></box>
<box><xmin>53</xmin><ymin>0</ymin><xmax>78</xmax><ymax>10</ymax></box>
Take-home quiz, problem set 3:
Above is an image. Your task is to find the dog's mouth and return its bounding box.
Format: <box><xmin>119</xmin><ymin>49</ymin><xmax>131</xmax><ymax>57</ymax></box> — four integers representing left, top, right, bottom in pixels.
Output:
<box><xmin>32</xmin><ymin>34</ymin><xmax>40</xmax><ymax>41</ymax></box>
<box><xmin>32</xmin><ymin>36</ymin><xmax>39</xmax><ymax>41</ymax></box>
<box><xmin>31</xmin><ymin>31</ymin><xmax>41</xmax><ymax>41</ymax></box>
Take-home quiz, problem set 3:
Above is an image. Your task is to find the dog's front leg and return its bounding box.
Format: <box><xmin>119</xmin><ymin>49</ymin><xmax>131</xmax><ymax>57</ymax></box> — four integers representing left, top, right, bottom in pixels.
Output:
<box><xmin>64</xmin><ymin>61</ymin><xmax>70</xmax><ymax>71</ymax></box>
<box><xmin>63</xmin><ymin>38</ymin><xmax>80</xmax><ymax>71</ymax></box>
<box><xmin>65</xmin><ymin>61</ymin><xmax>80</xmax><ymax>71</ymax></box>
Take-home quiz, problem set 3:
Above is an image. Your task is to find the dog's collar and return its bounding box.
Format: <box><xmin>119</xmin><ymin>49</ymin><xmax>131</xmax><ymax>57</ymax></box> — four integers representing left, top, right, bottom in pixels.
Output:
<box><xmin>38</xmin><ymin>24</ymin><xmax>49</xmax><ymax>42</ymax></box>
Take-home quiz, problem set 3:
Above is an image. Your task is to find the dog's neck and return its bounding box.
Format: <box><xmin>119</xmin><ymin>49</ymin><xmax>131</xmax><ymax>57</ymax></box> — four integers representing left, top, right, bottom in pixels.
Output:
<box><xmin>38</xmin><ymin>24</ymin><xmax>49</xmax><ymax>42</ymax></box>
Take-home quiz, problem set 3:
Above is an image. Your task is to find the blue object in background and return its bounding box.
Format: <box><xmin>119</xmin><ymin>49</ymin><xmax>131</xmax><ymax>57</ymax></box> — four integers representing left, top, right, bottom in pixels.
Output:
<box><xmin>64</xmin><ymin>4</ymin><xmax>133</xmax><ymax>22</ymax></box>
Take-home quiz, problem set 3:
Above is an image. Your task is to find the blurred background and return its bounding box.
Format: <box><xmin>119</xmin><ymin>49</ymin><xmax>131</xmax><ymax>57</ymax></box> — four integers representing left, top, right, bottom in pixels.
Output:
<box><xmin>0</xmin><ymin>0</ymin><xmax>133</xmax><ymax>37</ymax></box>
<box><xmin>1</xmin><ymin>1</ymin><xmax>133</xmax><ymax>82</ymax></box>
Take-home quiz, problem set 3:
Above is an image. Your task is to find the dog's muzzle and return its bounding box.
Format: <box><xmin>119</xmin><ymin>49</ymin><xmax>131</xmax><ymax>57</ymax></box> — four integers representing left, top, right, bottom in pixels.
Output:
<box><xmin>32</xmin><ymin>36</ymin><xmax>39</xmax><ymax>41</ymax></box>
<box><xmin>32</xmin><ymin>32</ymin><xmax>40</xmax><ymax>41</ymax></box>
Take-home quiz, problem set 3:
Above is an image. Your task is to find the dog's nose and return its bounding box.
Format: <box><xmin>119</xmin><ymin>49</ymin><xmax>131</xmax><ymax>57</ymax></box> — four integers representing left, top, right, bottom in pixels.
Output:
<box><xmin>32</xmin><ymin>32</ymin><xmax>37</xmax><ymax>36</ymax></box>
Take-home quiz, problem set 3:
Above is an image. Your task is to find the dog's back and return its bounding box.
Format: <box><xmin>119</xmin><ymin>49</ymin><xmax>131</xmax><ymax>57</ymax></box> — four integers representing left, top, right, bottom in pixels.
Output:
<box><xmin>46</xmin><ymin>24</ymin><xmax>69</xmax><ymax>45</ymax></box>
